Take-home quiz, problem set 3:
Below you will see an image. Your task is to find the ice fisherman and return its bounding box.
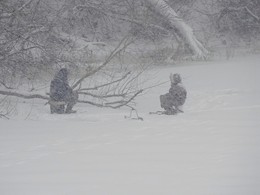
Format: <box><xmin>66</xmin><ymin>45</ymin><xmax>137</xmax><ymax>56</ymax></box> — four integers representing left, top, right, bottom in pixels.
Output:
<box><xmin>49</xmin><ymin>68</ymin><xmax>78</xmax><ymax>114</ymax></box>
<box><xmin>160</xmin><ymin>73</ymin><xmax>187</xmax><ymax>115</ymax></box>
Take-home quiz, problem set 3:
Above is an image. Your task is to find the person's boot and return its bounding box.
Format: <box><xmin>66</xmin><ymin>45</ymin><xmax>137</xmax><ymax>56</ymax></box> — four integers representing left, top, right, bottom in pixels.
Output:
<box><xmin>65</xmin><ymin>110</ymin><xmax>77</xmax><ymax>114</ymax></box>
<box><xmin>51</xmin><ymin>105</ymin><xmax>65</xmax><ymax>114</ymax></box>
<box><xmin>65</xmin><ymin>104</ymin><xmax>76</xmax><ymax>114</ymax></box>
<box><xmin>164</xmin><ymin>108</ymin><xmax>177</xmax><ymax>115</ymax></box>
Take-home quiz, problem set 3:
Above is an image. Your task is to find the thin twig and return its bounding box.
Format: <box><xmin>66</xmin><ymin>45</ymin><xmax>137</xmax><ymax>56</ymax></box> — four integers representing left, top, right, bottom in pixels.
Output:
<box><xmin>0</xmin><ymin>81</ymin><xmax>14</xmax><ymax>90</ymax></box>
<box><xmin>78</xmin><ymin>71</ymin><xmax>131</xmax><ymax>91</ymax></box>
<box><xmin>77</xmin><ymin>91</ymin><xmax>126</xmax><ymax>98</ymax></box>
<box><xmin>76</xmin><ymin>99</ymin><xmax>104</xmax><ymax>107</ymax></box>
<box><xmin>0</xmin><ymin>113</ymin><xmax>9</xmax><ymax>119</ymax></box>
<box><xmin>105</xmin><ymin>89</ymin><xmax>143</xmax><ymax>108</ymax></box>
<box><xmin>72</xmin><ymin>36</ymin><xmax>134</xmax><ymax>89</ymax></box>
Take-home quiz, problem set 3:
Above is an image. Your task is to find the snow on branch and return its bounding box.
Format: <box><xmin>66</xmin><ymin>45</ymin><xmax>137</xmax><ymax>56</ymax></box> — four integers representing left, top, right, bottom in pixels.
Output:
<box><xmin>244</xmin><ymin>6</ymin><xmax>260</xmax><ymax>21</ymax></box>
<box><xmin>0</xmin><ymin>90</ymin><xmax>49</xmax><ymax>100</ymax></box>
<box><xmin>144</xmin><ymin>0</ymin><xmax>209</xmax><ymax>60</ymax></box>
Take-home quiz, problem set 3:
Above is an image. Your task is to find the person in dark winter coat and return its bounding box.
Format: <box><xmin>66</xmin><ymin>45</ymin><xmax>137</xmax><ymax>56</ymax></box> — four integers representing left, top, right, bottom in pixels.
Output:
<box><xmin>49</xmin><ymin>68</ymin><xmax>78</xmax><ymax>114</ymax></box>
<box><xmin>160</xmin><ymin>73</ymin><xmax>187</xmax><ymax>115</ymax></box>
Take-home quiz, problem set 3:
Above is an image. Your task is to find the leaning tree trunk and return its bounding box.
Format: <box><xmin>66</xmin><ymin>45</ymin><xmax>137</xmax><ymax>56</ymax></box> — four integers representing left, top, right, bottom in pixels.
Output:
<box><xmin>144</xmin><ymin>0</ymin><xmax>209</xmax><ymax>59</ymax></box>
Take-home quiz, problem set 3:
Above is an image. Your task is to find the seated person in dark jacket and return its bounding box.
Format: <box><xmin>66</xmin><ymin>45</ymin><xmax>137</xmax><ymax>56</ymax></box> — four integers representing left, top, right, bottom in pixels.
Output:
<box><xmin>160</xmin><ymin>73</ymin><xmax>187</xmax><ymax>115</ymax></box>
<box><xmin>49</xmin><ymin>68</ymin><xmax>78</xmax><ymax>114</ymax></box>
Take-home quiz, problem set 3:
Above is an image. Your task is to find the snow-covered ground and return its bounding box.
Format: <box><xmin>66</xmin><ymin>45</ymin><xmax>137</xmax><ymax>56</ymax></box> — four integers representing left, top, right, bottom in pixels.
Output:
<box><xmin>1</xmin><ymin>55</ymin><xmax>260</xmax><ymax>195</ymax></box>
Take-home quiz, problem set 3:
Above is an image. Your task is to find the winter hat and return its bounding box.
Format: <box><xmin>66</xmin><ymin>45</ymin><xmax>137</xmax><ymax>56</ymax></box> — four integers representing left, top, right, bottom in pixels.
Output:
<box><xmin>170</xmin><ymin>73</ymin><xmax>182</xmax><ymax>84</ymax></box>
<box><xmin>55</xmin><ymin>68</ymin><xmax>68</xmax><ymax>81</ymax></box>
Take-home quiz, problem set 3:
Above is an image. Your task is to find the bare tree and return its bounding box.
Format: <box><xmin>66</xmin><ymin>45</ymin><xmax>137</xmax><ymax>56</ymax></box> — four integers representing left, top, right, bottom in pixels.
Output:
<box><xmin>0</xmin><ymin>36</ymin><xmax>145</xmax><ymax>117</ymax></box>
<box><xmin>195</xmin><ymin>0</ymin><xmax>260</xmax><ymax>46</ymax></box>
<box><xmin>216</xmin><ymin>0</ymin><xmax>260</xmax><ymax>41</ymax></box>
<box><xmin>60</xmin><ymin>0</ymin><xmax>210</xmax><ymax>60</ymax></box>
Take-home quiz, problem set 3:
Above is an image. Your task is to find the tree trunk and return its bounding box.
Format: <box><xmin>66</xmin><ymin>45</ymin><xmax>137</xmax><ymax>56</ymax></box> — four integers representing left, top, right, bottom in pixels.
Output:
<box><xmin>144</xmin><ymin>0</ymin><xmax>209</xmax><ymax>59</ymax></box>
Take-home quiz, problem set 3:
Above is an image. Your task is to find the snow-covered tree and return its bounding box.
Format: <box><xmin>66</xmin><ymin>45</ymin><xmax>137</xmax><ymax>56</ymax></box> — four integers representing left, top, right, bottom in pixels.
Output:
<box><xmin>216</xmin><ymin>0</ymin><xmax>260</xmax><ymax>42</ymax></box>
<box><xmin>144</xmin><ymin>0</ymin><xmax>209</xmax><ymax>59</ymax></box>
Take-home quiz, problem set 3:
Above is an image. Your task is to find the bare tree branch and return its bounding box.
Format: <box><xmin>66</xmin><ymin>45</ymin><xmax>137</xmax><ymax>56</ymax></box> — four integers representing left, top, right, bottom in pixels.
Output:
<box><xmin>0</xmin><ymin>90</ymin><xmax>49</xmax><ymax>100</ymax></box>
<box><xmin>243</xmin><ymin>6</ymin><xmax>259</xmax><ymax>21</ymax></box>
<box><xmin>77</xmin><ymin>92</ymin><xmax>126</xmax><ymax>99</ymax></box>
<box><xmin>104</xmin><ymin>89</ymin><xmax>143</xmax><ymax>109</ymax></box>
<box><xmin>72</xmin><ymin>36</ymin><xmax>134</xmax><ymax>90</ymax></box>
<box><xmin>0</xmin><ymin>89</ymin><xmax>141</xmax><ymax>109</ymax></box>
<box><xmin>78</xmin><ymin>71</ymin><xmax>131</xmax><ymax>91</ymax></box>
<box><xmin>218</xmin><ymin>6</ymin><xmax>260</xmax><ymax>24</ymax></box>
<box><xmin>0</xmin><ymin>0</ymin><xmax>34</xmax><ymax>19</ymax></box>
<box><xmin>0</xmin><ymin>113</ymin><xmax>9</xmax><ymax>119</ymax></box>
<box><xmin>0</xmin><ymin>81</ymin><xmax>14</xmax><ymax>90</ymax></box>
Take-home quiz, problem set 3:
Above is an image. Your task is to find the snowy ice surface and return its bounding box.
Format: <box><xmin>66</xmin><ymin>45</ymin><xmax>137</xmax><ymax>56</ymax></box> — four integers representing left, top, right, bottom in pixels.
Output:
<box><xmin>0</xmin><ymin>55</ymin><xmax>260</xmax><ymax>195</ymax></box>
